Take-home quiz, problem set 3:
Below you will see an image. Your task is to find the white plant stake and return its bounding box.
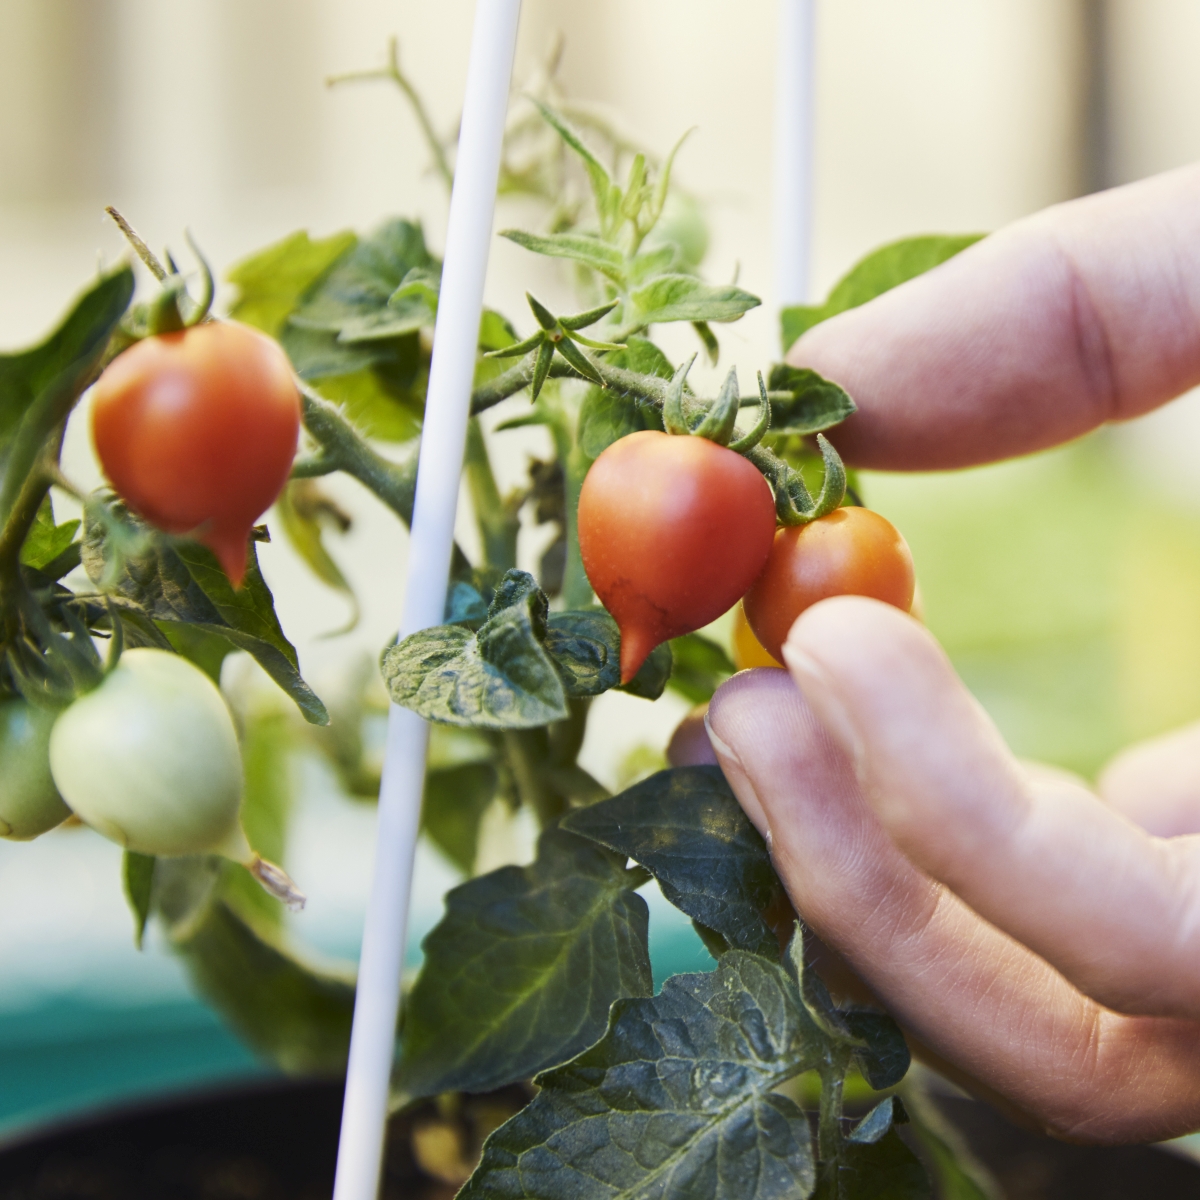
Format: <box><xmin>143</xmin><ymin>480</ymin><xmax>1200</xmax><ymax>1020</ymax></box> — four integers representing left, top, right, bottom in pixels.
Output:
<box><xmin>774</xmin><ymin>0</ymin><xmax>816</xmax><ymax>307</ymax></box>
<box><xmin>331</xmin><ymin>3</ymin><xmax>524</xmax><ymax>1198</ymax></box>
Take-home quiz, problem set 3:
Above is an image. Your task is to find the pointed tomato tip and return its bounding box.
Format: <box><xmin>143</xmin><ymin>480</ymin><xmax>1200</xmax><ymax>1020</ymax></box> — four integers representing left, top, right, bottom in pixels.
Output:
<box><xmin>618</xmin><ymin>626</ymin><xmax>659</xmax><ymax>685</ymax></box>
<box><xmin>203</xmin><ymin>529</ymin><xmax>250</xmax><ymax>589</ymax></box>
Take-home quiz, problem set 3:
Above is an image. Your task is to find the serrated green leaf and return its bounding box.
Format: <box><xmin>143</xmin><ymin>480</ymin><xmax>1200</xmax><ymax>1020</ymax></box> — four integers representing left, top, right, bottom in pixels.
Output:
<box><xmin>766</xmin><ymin>365</ymin><xmax>857</xmax><ymax>435</ymax></box>
<box><xmin>81</xmin><ymin>495</ymin><xmax>328</xmax><ymax>725</ymax></box>
<box><xmin>122</xmin><ymin>850</ymin><xmax>156</xmax><ymax>950</ymax></box>
<box><xmin>502</xmin><ymin>230</ymin><xmax>627</xmax><ymax>284</ymax></box>
<box><xmin>460</xmin><ymin>952</ymin><xmax>820</xmax><ymax>1200</ymax></box>
<box><xmin>630</xmin><ymin>274</ymin><xmax>761</xmax><ymax>327</ymax></box>
<box><xmin>781</xmin><ymin>234</ymin><xmax>984</xmax><ymax>352</ymax></box>
<box><xmin>423</xmin><ymin>761</ymin><xmax>497</xmax><ymax>874</ymax></box>
<box><xmin>383</xmin><ymin>576</ymin><xmax>567</xmax><ymax>729</ymax></box>
<box><xmin>20</xmin><ymin>496</ymin><xmax>80</xmax><ymax>571</ymax></box>
<box><xmin>563</xmin><ymin>765</ymin><xmax>786</xmax><ymax>957</ymax></box>
<box><xmin>396</xmin><ymin>828</ymin><xmax>652</xmax><ymax>1102</ymax></box>
<box><xmin>226</xmin><ymin>229</ymin><xmax>357</xmax><ymax>338</ymax></box>
<box><xmin>667</xmin><ymin>632</ymin><xmax>736</xmax><ymax>704</ymax></box>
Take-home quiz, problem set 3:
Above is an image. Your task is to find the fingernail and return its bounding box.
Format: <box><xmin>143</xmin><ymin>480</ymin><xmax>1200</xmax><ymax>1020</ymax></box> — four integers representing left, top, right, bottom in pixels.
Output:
<box><xmin>783</xmin><ymin>644</ymin><xmax>867</xmax><ymax>780</ymax></box>
<box><xmin>704</xmin><ymin>710</ymin><xmax>771</xmax><ymax>838</ymax></box>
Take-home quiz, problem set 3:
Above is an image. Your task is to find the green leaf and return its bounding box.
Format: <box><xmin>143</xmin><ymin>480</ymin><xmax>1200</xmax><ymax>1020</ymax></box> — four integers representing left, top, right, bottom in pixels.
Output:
<box><xmin>532</xmin><ymin>101</ymin><xmax>621</xmax><ymax>235</ymax></box>
<box><xmin>900</xmin><ymin>1086</ymin><xmax>1000</xmax><ymax>1200</ymax></box>
<box><xmin>621</xmin><ymin>639</ymin><xmax>673</xmax><ymax>701</ymax></box>
<box><xmin>383</xmin><ymin>573</ymin><xmax>568</xmax><ymax>729</ymax></box>
<box><xmin>306</xmin><ymin>364</ymin><xmax>425</xmax><ymax>443</ymax></box>
<box><xmin>81</xmin><ymin>495</ymin><xmax>328</xmax><ymax>725</ymax></box>
<box><xmin>396</xmin><ymin>829</ymin><xmax>652</xmax><ymax>1102</ymax></box>
<box><xmin>576</xmin><ymin>337</ymin><xmax>672</xmax><ymax>459</ymax></box>
<box><xmin>222</xmin><ymin>707</ymin><xmax>295</xmax><ymax>932</ymax></box>
<box><xmin>781</xmin><ymin>234</ymin><xmax>984</xmax><ymax>352</ymax></box>
<box><xmin>20</xmin><ymin>496</ymin><xmax>80</xmax><ymax>571</ymax></box>
<box><xmin>122</xmin><ymin>850</ymin><xmax>156</xmax><ymax>950</ymax></box>
<box><xmin>0</xmin><ymin>266</ymin><xmax>133</xmax><ymax>525</ymax></box>
<box><xmin>630</xmin><ymin>274</ymin><xmax>761</xmax><ymax>327</ymax></box>
<box><xmin>423</xmin><ymin>761</ymin><xmax>497</xmax><ymax>874</ymax></box>
<box><xmin>667</xmin><ymin>632</ymin><xmax>736</xmax><ymax>704</ymax></box>
<box><xmin>563</xmin><ymin>765</ymin><xmax>787</xmax><ymax>957</ymax></box>
<box><xmin>501</xmin><ymin>230</ymin><xmax>626</xmax><ymax>284</ymax></box>
<box><xmin>460</xmin><ymin>952</ymin><xmax>820</xmax><ymax>1200</ymax></box>
<box><xmin>288</xmin><ymin>219</ymin><xmax>436</xmax><ymax>333</ymax></box>
<box><xmin>157</xmin><ymin>857</ymin><xmax>355</xmax><ymax>1076</ymax></box>
<box><xmin>273</xmin><ymin>481</ymin><xmax>356</xmax><ymax>626</ymax></box>
<box><xmin>226</xmin><ymin>229</ymin><xmax>357</xmax><ymax>338</ymax></box>
<box><xmin>766</xmin><ymin>365</ymin><xmax>858</xmax><ymax>435</ymax></box>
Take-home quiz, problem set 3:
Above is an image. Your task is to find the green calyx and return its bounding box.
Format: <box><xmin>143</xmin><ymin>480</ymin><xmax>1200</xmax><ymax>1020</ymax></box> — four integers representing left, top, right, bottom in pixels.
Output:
<box><xmin>663</xmin><ymin>360</ymin><xmax>772</xmax><ymax>455</ymax></box>
<box><xmin>483</xmin><ymin>293</ymin><xmax>622</xmax><ymax>400</ymax></box>
<box><xmin>147</xmin><ymin>232</ymin><xmax>215</xmax><ymax>336</ymax></box>
<box><xmin>768</xmin><ymin>434</ymin><xmax>847</xmax><ymax>525</ymax></box>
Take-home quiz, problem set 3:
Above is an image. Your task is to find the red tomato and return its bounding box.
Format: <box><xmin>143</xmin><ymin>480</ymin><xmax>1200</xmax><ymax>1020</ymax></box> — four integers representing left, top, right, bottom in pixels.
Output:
<box><xmin>91</xmin><ymin>321</ymin><xmax>300</xmax><ymax>586</ymax></box>
<box><xmin>578</xmin><ymin>430</ymin><xmax>777</xmax><ymax>682</ymax></box>
<box><xmin>743</xmin><ymin>506</ymin><xmax>915</xmax><ymax>663</ymax></box>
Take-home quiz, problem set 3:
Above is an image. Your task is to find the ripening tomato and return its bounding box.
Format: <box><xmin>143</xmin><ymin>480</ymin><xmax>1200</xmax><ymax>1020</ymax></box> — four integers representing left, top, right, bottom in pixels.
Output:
<box><xmin>578</xmin><ymin>430</ymin><xmax>777</xmax><ymax>682</ymax></box>
<box><xmin>0</xmin><ymin>699</ymin><xmax>72</xmax><ymax>840</ymax></box>
<box><xmin>743</xmin><ymin>506</ymin><xmax>915</xmax><ymax>663</ymax></box>
<box><xmin>91</xmin><ymin>321</ymin><xmax>301</xmax><ymax>586</ymax></box>
<box><xmin>732</xmin><ymin>602</ymin><xmax>782</xmax><ymax>670</ymax></box>
<box><xmin>49</xmin><ymin>649</ymin><xmax>247</xmax><ymax>859</ymax></box>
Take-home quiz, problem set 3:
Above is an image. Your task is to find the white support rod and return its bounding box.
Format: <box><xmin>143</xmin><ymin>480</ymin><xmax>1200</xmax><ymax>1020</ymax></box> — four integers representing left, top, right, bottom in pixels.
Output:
<box><xmin>773</xmin><ymin>0</ymin><xmax>816</xmax><ymax>308</ymax></box>
<box><xmin>330</xmin><ymin>3</ymin><xmax>523</xmax><ymax>1199</ymax></box>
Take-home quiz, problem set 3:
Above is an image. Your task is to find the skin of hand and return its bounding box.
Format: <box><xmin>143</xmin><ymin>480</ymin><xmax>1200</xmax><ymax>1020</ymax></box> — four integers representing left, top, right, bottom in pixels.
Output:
<box><xmin>697</xmin><ymin>162</ymin><xmax>1200</xmax><ymax>1143</ymax></box>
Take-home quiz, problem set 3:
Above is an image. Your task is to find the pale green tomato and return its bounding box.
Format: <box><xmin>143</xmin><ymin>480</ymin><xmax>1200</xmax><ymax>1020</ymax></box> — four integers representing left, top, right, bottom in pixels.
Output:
<box><xmin>0</xmin><ymin>699</ymin><xmax>71</xmax><ymax>840</ymax></box>
<box><xmin>49</xmin><ymin>649</ymin><xmax>245</xmax><ymax>857</ymax></box>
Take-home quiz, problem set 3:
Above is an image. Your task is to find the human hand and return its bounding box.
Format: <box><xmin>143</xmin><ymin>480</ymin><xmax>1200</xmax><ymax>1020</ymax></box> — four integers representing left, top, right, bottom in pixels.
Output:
<box><xmin>702</xmin><ymin>164</ymin><xmax>1200</xmax><ymax>1143</ymax></box>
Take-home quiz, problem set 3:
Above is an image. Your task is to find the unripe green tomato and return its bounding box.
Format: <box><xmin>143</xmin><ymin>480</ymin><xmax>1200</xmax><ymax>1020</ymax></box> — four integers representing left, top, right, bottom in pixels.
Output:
<box><xmin>0</xmin><ymin>699</ymin><xmax>72</xmax><ymax>840</ymax></box>
<box><xmin>49</xmin><ymin>649</ymin><xmax>245</xmax><ymax>858</ymax></box>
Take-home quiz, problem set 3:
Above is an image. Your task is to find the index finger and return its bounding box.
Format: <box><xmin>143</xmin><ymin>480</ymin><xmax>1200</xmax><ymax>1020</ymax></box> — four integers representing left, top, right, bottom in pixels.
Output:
<box><xmin>792</xmin><ymin>164</ymin><xmax>1200</xmax><ymax>470</ymax></box>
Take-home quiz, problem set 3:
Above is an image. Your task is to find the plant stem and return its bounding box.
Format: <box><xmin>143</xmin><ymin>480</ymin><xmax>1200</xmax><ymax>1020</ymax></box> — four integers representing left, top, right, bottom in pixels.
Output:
<box><xmin>818</xmin><ymin>1070</ymin><xmax>845</xmax><ymax>1166</ymax></box>
<box><xmin>501</xmin><ymin>728</ymin><xmax>564</xmax><ymax>828</ymax></box>
<box><xmin>296</xmin><ymin>384</ymin><xmax>417</xmax><ymax>523</ymax></box>
<box><xmin>463</xmin><ymin>418</ymin><xmax>518</xmax><ymax>571</ymax></box>
<box><xmin>327</xmin><ymin>37</ymin><xmax>454</xmax><ymax>195</ymax></box>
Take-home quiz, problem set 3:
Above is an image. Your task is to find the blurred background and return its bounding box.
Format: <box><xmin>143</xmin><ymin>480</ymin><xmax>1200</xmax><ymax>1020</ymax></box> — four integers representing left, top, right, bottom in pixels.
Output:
<box><xmin>4</xmin><ymin>0</ymin><xmax>1200</xmax><ymax>1141</ymax></box>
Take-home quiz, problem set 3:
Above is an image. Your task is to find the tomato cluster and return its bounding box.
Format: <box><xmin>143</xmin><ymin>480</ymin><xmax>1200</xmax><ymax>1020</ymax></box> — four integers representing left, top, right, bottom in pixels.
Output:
<box><xmin>578</xmin><ymin>432</ymin><xmax>915</xmax><ymax>681</ymax></box>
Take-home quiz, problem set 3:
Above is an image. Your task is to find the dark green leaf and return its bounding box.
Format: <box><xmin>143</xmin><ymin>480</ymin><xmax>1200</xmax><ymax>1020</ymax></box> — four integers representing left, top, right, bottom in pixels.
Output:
<box><xmin>460</xmin><ymin>952</ymin><xmax>820</xmax><ymax>1200</ymax></box>
<box><xmin>20</xmin><ymin>497</ymin><xmax>80</xmax><ymax>571</ymax></box>
<box><xmin>501</xmin><ymin>230</ymin><xmax>626</xmax><ymax>283</ymax></box>
<box><xmin>766</xmin><ymin>365</ymin><xmax>857</xmax><ymax>435</ymax></box>
<box><xmin>81</xmin><ymin>495</ymin><xmax>328</xmax><ymax>724</ymax></box>
<box><xmin>396</xmin><ymin>829</ymin><xmax>652</xmax><ymax>1102</ymax></box>
<box><xmin>383</xmin><ymin>575</ymin><xmax>567</xmax><ymax>729</ymax></box>
<box><xmin>444</xmin><ymin>566</ymin><xmax>506</xmax><ymax>629</ymax></box>
<box><xmin>122</xmin><ymin>850</ymin><xmax>156</xmax><ymax>950</ymax></box>
<box><xmin>781</xmin><ymin>234</ymin><xmax>984</xmax><ymax>352</ymax></box>
<box><xmin>630</xmin><ymin>274</ymin><xmax>761</xmax><ymax>326</ymax></box>
<box><xmin>814</xmin><ymin>1129</ymin><xmax>930</xmax><ymax>1200</ymax></box>
<box><xmin>843</xmin><ymin>1011</ymin><xmax>911</xmax><ymax>1091</ymax></box>
<box><xmin>667</xmin><ymin>632</ymin><xmax>736</xmax><ymax>704</ymax></box>
<box><xmin>0</xmin><ymin>267</ymin><xmax>133</xmax><ymax>525</ymax></box>
<box><xmin>563</xmin><ymin>765</ymin><xmax>786</xmax><ymax>957</ymax></box>
<box><xmin>423</xmin><ymin>761</ymin><xmax>497</xmax><ymax>874</ymax></box>
<box><xmin>226</xmin><ymin>229</ymin><xmax>357</xmax><ymax>338</ymax></box>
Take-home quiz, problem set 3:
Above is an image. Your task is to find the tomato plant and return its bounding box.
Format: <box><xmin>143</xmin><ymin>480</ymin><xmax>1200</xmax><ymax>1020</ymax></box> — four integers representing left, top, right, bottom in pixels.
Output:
<box><xmin>91</xmin><ymin>320</ymin><xmax>301</xmax><ymax>587</ymax></box>
<box><xmin>744</xmin><ymin>506</ymin><xmax>916</xmax><ymax>663</ymax></box>
<box><xmin>0</xmin><ymin>52</ymin><xmax>995</xmax><ymax>1200</ymax></box>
